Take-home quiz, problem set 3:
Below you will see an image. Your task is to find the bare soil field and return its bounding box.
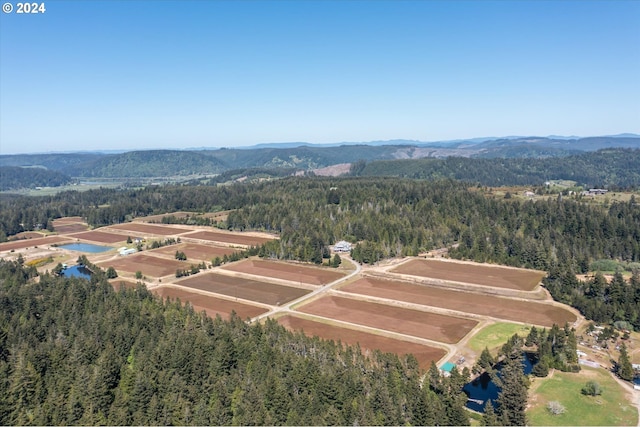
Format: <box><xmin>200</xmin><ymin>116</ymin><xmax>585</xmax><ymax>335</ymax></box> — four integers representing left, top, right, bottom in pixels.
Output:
<box><xmin>298</xmin><ymin>295</ymin><xmax>478</xmax><ymax>344</ymax></box>
<box><xmin>150</xmin><ymin>243</ymin><xmax>237</xmax><ymax>260</ymax></box>
<box><xmin>183</xmin><ymin>230</ymin><xmax>275</xmax><ymax>246</ymax></box>
<box><xmin>341</xmin><ymin>277</ymin><xmax>576</xmax><ymax>327</ymax></box>
<box><xmin>391</xmin><ymin>258</ymin><xmax>545</xmax><ymax>291</ymax></box>
<box><xmin>222</xmin><ymin>259</ymin><xmax>345</xmax><ymax>286</ymax></box>
<box><xmin>178</xmin><ymin>271</ymin><xmax>310</xmax><ymax>305</ymax></box>
<box><xmin>0</xmin><ymin>236</ymin><xmax>71</xmax><ymax>252</ymax></box>
<box><xmin>54</xmin><ymin>223</ymin><xmax>90</xmax><ymax>234</ymax></box>
<box><xmin>52</xmin><ymin>217</ymin><xmax>89</xmax><ymax>234</ymax></box>
<box><xmin>99</xmin><ymin>253</ymin><xmax>186</xmax><ymax>277</ymax></box>
<box><xmin>9</xmin><ymin>231</ymin><xmax>44</xmax><ymax>240</ymax></box>
<box><xmin>52</xmin><ymin>216</ymin><xmax>85</xmax><ymax>224</ymax></box>
<box><xmin>107</xmin><ymin>223</ymin><xmax>192</xmax><ymax>236</ymax></box>
<box><xmin>134</xmin><ymin>212</ymin><xmax>193</xmax><ymax>222</ymax></box>
<box><xmin>278</xmin><ymin>315</ymin><xmax>446</xmax><ymax>369</ymax></box>
<box><xmin>67</xmin><ymin>230</ymin><xmax>130</xmax><ymax>244</ymax></box>
<box><xmin>153</xmin><ymin>286</ymin><xmax>268</xmax><ymax>320</ymax></box>
<box><xmin>136</xmin><ymin>210</ymin><xmax>230</xmax><ymax>223</ymax></box>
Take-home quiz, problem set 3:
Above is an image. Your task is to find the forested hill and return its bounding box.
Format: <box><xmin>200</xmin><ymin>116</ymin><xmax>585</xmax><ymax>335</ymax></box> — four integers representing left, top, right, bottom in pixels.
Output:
<box><xmin>0</xmin><ymin>136</ymin><xmax>638</xmax><ymax>179</ymax></box>
<box><xmin>65</xmin><ymin>150</ymin><xmax>228</xmax><ymax>178</ymax></box>
<box><xmin>353</xmin><ymin>148</ymin><xmax>640</xmax><ymax>189</ymax></box>
<box><xmin>0</xmin><ymin>259</ymin><xmax>471</xmax><ymax>425</ymax></box>
<box><xmin>0</xmin><ymin>166</ymin><xmax>72</xmax><ymax>191</ymax></box>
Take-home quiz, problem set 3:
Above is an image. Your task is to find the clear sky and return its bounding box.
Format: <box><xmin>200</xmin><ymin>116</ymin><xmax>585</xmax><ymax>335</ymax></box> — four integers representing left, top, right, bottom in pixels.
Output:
<box><xmin>1</xmin><ymin>0</ymin><xmax>639</xmax><ymax>154</ymax></box>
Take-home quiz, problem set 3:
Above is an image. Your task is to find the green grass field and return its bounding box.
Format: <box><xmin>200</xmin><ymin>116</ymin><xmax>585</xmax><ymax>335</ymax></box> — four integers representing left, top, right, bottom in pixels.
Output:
<box><xmin>467</xmin><ymin>322</ymin><xmax>531</xmax><ymax>354</ymax></box>
<box><xmin>527</xmin><ymin>367</ymin><xmax>637</xmax><ymax>426</ymax></box>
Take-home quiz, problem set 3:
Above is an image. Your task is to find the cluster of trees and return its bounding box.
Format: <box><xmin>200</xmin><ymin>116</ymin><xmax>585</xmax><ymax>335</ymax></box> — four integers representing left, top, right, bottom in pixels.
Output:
<box><xmin>147</xmin><ymin>237</ymin><xmax>179</xmax><ymax>250</ymax></box>
<box><xmin>175</xmin><ymin>262</ymin><xmax>207</xmax><ymax>278</ymax></box>
<box><xmin>159</xmin><ymin>214</ymin><xmax>221</xmax><ymax>227</ymax></box>
<box><xmin>525</xmin><ymin>324</ymin><xmax>579</xmax><ymax>376</ymax></box>
<box><xmin>544</xmin><ymin>270</ymin><xmax>640</xmax><ymax>330</ymax></box>
<box><xmin>473</xmin><ymin>334</ymin><xmax>530</xmax><ymax>426</ymax></box>
<box><xmin>0</xmin><ymin>259</ymin><xmax>471</xmax><ymax>426</ymax></box>
<box><xmin>0</xmin><ymin>166</ymin><xmax>72</xmax><ymax>191</ymax></box>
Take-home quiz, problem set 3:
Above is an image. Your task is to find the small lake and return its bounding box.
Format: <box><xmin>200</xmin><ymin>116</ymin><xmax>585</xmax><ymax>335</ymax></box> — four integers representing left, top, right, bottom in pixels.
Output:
<box><xmin>61</xmin><ymin>265</ymin><xmax>92</xmax><ymax>280</ymax></box>
<box><xmin>59</xmin><ymin>243</ymin><xmax>112</xmax><ymax>253</ymax></box>
<box><xmin>463</xmin><ymin>353</ymin><xmax>534</xmax><ymax>412</ymax></box>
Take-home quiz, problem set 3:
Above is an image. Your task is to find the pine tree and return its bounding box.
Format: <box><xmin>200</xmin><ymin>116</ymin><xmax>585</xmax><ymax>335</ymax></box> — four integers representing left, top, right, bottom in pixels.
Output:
<box><xmin>482</xmin><ymin>400</ymin><xmax>499</xmax><ymax>426</ymax></box>
<box><xmin>496</xmin><ymin>342</ymin><xmax>528</xmax><ymax>426</ymax></box>
<box><xmin>617</xmin><ymin>343</ymin><xmax>634</xmax><ymax>381</ymax></box>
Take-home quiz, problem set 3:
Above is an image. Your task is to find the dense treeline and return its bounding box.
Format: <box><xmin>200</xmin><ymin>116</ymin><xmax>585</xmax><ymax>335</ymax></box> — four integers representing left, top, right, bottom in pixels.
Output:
<box><xmin>0</xmin><ymin>166</ymin><xmax>72</xmax><ymax>191</ymax></box>
<box><xmin>353</xmin><ymin>149</ymin><xmax>640</xmax><ymax>189</ymax></box>
<box><xmin>0</xmin><ymin>259</ymin><xmax>469</xmax><ymax>425</ymax></box>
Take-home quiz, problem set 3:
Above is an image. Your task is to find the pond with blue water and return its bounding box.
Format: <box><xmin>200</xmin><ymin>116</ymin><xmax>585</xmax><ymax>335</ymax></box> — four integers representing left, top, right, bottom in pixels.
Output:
<box><xmin>59</xmin><ymin>243</ymin><xmax>112</xmax><ymax>253</ymax></box>
<box><xmin>61</xmin><ymin>265</ymin><xmax>92</xmax><ymax>280</ymax></box>
<box><xmin>463</xmin><ymin>353</ymin><xmax>534</xmax><ymax>412</ymax></box>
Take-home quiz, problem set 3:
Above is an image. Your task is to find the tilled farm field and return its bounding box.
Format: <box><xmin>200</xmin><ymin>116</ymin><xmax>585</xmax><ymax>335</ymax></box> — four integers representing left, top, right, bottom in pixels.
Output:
<box><xmin>153</xmin><ymin>286</ymin><xmax>268</xmax><ymax>320</ymax></box>
<box><xmin>297</xmin><ymin>295</ymin><xmax>478</xmax><ymax>344</ymax></box>
<box><xmin>183</xmin><ymin>230</ymin><xmax>275</xmax><ymax>246</ymax></box>
<box><xmin>339</xmin><ymin>277</ymin><xmax>576</xmax><ymax>327</ymax></box>
<box><xmin>391</xmin><ymin>258</ymin><xmax>545</xmax><ymax>291</ymax></box>
<box><xmin>106</xmin><ymin>222</ymin><xmax>192</xmax><ymax>236</ymax></box>
<box><xmin>99</xmin><ymin>253</ymin><xmax>187</xmax><ymax>277</ymax></box>
<box><xmin>177</xmin><ymin>271</ymin><xmax>311</xmax><ymax>305</ymax></box>
<box><xmin>68</xmin><ymin>230</ymin><xmax>129</xmax><ymax>244</ymax></box>
<box><xmin>149</xmin><ymin>243</ymin><xmax>237</xmax><ymax>260</ymax></box>
<box><xmin>221</xmin><ymin>259</ymin><xmax>346</xmax><ymax>286</ymax></box>
<box><xmin>278</xmin><ymin>314</ymin><xmax>447</xmax><ymax>369</ymax></box>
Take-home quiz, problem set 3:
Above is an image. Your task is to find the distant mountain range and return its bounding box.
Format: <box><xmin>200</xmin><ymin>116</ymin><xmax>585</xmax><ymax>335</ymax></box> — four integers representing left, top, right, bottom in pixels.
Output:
<box><xmin>1</xmin><ymin>135</ymin><xmax>638</xmax><ymax>180</ymax></box>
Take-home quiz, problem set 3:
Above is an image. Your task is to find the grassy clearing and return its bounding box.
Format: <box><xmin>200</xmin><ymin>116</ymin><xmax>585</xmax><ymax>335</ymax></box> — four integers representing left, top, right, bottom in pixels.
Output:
<box><xmin>467</xmin><ymin>322</ymin><xmax>530</xmax><ymax>354</ymax></box>
<box><xmin>527</xmin><ymin>367</ymin><xmax>637</xmax><ymax>426</ymax></box>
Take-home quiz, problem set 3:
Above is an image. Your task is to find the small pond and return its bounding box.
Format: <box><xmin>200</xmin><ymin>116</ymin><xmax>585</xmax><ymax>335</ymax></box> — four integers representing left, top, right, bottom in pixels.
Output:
<box><xmin>59</xmin><ymin>243</ymin><xmax>112</xmax><ymax>253</ymax></box>
<box><xmin>61</xmin><ymin>265</ymin><xmax>92</xmax><ymax>280</ymax></box>
<box><xmin>463</xmin><ymin>353</ymin><xmax>534</xmax><ymax>412</ymax></box>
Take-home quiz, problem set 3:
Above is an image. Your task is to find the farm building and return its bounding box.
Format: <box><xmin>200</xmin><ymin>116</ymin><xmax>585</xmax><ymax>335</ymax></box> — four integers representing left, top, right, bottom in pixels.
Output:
<box><xmin>333</xmin><ymin>240</ymin><xmax>352</xmax><ymax>252</ymax></box>
<box><xmin>119</xmin><ymin>248</ymin><xmax>137</xmax><ymax>256</ymax></box>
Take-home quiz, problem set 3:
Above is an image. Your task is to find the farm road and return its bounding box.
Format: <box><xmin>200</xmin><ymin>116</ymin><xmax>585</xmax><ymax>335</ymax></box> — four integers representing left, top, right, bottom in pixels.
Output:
<box><xmin>250</xmin><ymin>256</ymin><xmax>362</xmax><ymax>322</ymax></box>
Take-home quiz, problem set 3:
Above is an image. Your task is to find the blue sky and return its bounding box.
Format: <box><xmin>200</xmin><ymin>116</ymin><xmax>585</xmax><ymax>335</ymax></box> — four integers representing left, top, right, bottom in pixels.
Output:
<box><xmin>1</xmin><ymin>0</ymin><xmax>639</xmax><ymax>154</ymax></box>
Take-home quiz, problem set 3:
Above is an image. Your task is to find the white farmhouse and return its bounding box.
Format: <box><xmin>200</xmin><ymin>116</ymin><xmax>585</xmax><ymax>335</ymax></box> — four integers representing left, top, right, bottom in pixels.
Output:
<box><xmin>333</xmin><ymin>240</ymin><xmax>352</xmax><ymax>252</ymax></box>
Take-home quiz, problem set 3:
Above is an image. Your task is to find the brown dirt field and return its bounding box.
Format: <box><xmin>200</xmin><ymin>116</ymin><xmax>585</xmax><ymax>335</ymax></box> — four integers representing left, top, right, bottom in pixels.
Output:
<box><xmin>222</xmin><ymin>259</ymin><xmax>345</xmax><ymax>286</ymax></box>
<box><xmin>178</xmin><ymin>272</ymin><xmax>310</xmax><ymax>305</ymax></box>
<box><xmin>67</xmin><ymin>230</ymin><xmax>129</xmax><ymax>244</ymax></box>
<box><xmin>153</xmin><ymin>286</ymin><xmax>268</xmax><ymax>320</ymax></box>
<box><xmin>391</xmin><ymin>258</ymin><xmax>545</xmax><ymax>291</ymax></box>
<box><xmin>0</xmin><ymin>236</ymin><xmax>71</xmax><ymax>252</ymax></box>
<box><xmin>9</xmin><ymin>232</ymin><xmax>44</xmax><ymax>240</ymax></box>
<box><xmin>298</xmin><ymin>295</ymin><xmax>478</xmax><ymax>344</ymax></box>
<box><xmin>278</xmin><ymin>315</ymin><xmax>446</xmax><ymax>370</ymax></box>
<box><xmin>135</xmin><ymin>212</ymin><xmax>193</xmax><ymax>222</ymax></box>
<box><xmin>99</xmin><ymin>253</ymin><xmax>186</xmax><ymax>277</ymax></box>
<box><xmin>183</xmin><ymin>230</ymin><xmax>275</xmax><ymax>246</ymax></box>
<box><xmin>107</xmin><ymin>223</ymin><xmax>192</xmax><ymax>236</ymax></box>
<box><xmin>52</xmin><ymin>216</ymin><xmax>84</xmax><ymax>224</ymax></box>
<box><xmin>150</xmin><ymin>243</ymin><xmax>236</xmax><ymax>260</ymax></box>
<box><xmin>341</xmin><ymin>277</ymin><xmax>576</xmax><ymax>327</ymax></box>
<box><xmin>54</xmin><ymin>223</ymin><xmax>89</xmax><ymax>234</ymax></box>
